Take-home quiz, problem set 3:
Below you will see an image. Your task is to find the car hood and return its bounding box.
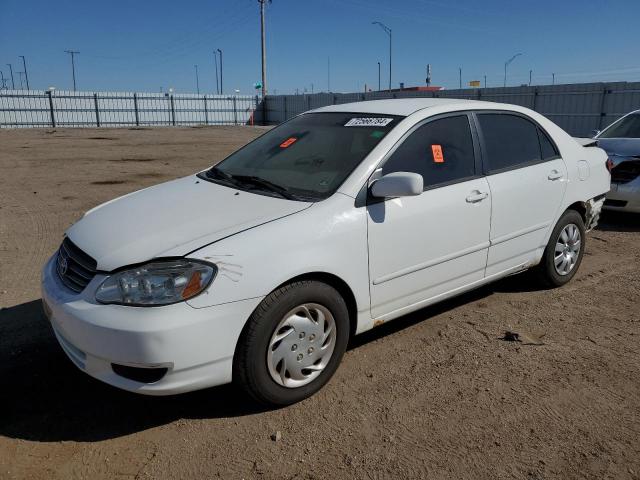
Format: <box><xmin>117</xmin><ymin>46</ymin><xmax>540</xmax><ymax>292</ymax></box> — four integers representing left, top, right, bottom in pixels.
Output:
<box><xmin>596</xmin><ymin>138</ymin><xmax>640</xmax><ymax>158</ymax></box>
<box><xmin>67</xmin><ymin>175</ymin><xmax>312</xmax><ymax>271</ymax></box>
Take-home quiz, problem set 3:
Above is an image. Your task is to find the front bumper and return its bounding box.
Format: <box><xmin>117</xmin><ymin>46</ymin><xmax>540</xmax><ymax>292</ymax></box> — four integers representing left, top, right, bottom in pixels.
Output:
<box><xmin>604</xmin><ymin>179</ymin><xmax>640</xmax><ymax>213</ymax></box>
<box><xmin>41</xmin><ymin>255</ymin><xmax>263</xmax><ymax>395</ymax></box>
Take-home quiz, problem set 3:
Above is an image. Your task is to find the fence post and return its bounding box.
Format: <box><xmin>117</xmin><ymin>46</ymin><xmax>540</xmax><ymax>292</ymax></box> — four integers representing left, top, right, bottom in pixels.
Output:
<box><xmin>233</xmin><ymin>96</ymin><xmax>238</xmax><ymax>125</ymax></box>
<box><xmin>93</xmin><ymin>93</ymin><xmax>100</xmax><ymax>127</ymax></box>
<box><xmin>133</xmin><ymin>93</ymin><xmax>139</xmax><ymax>126</ymax></box>
<box><xmin>170</xmin><ymin>94</ymin><xmax>176</xmax><ymax>126</ymax></box>
<box><xmin>46</xmin><ymin>90</ymin><xmax>56</xmax><ymax>127</ymax></box>
<box><xmin>203</xmin><ymin>95</ymin><xmax>209</xmax><ymax>125</ymax></box>
<box><xmin>598</xmin><ymin>85</ymin><xmax>610</xmax><ymax>130</ymax></box>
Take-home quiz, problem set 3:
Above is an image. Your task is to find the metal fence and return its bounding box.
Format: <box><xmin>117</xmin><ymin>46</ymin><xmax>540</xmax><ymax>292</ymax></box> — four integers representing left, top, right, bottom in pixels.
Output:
<box><xmin>0</xmin><ymin>90</ymin><xmax>261</xmax><ymax>128</ymax></box>
<box><xmin>3</xmin><ymin>82</ymin><xmax>640</xmax><ymax>135</ymax></box>
<box><xmin>263</xmin><ymin>81</ymin><xmax>640</xmax><ymax>137</ymax></box>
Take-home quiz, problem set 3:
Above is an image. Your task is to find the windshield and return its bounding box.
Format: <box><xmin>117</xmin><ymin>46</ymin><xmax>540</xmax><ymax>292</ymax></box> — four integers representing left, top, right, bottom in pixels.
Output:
<box><xmin>201</xmin><ymin>112</ymin><xmax>402</xmax><ymax>200</ymax></box>
<box><xmin>599</xmin><ymin>113</ymin><xmax>640</xmax><ymax>139</ymax></box>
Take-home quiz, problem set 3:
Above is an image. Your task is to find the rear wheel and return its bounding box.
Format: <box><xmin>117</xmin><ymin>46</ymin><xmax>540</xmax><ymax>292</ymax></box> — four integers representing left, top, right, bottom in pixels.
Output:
<box><xmin>536</xmin><ymin>210</ymin><xmax>586</xmax><ymax>287</ymax></box>
<box><xmin>233</xmin><ymin>281</ymin><xmax>349</xmax><ymax>406</ymax></box>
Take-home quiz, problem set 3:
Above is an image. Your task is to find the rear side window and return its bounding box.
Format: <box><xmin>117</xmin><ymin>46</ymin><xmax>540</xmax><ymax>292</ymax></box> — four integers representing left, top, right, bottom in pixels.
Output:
<box><xmin>538</xmin><ymin>128</ymin><xmax>559</xmax><ymax>160</ymax></box>
<box><xmin>381</xmin><ymin>115</ymin><xmax>476</xmax><ymax>189</ymax></box>
<box><xmin>477</xmin><ymin>113</ymin><xmax>542</xmax><ymax>173</ymax></box>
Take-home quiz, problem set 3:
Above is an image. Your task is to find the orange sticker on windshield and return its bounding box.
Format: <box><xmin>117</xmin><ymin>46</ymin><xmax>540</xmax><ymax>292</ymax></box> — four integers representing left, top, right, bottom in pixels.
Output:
<box><xmin>431</xmin><ymin>144</ymin><xmax>444</xmax><ymax>163</ymax></box>
<box><xmin>280</xmin><ymin>137</ymin><xmax>298</xmax><ymax>148</ymax></box>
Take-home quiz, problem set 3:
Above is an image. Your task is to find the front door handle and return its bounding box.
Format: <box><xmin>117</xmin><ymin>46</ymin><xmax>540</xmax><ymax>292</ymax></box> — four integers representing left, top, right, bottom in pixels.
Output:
<box><xmin>466</xmin><ymin>191</ymin><xmax>489</xmax><ymax>203</ymax></box>
<box><xmin>548</xmin><ymin>170</ymin><xmax>563</xmax><ymax>180</ymax></box>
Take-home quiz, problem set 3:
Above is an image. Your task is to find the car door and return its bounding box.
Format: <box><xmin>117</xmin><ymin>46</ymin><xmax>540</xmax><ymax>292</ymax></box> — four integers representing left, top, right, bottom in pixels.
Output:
<box><xmin>474</xmin><ymin>112</ymin><xmax>568</xmax><ymax>277</ymax></box>
<box><xmin>367</xmin><ymin>113</ymin><xmax>492</xmax><ymax>320</ymax></box>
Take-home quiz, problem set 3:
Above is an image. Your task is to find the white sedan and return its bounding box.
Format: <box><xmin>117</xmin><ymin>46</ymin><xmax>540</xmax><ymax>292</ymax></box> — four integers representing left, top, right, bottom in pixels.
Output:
<box><xmin>41</xmin><ymin>99</ymin><xmax>610</xmax><ymax>405</ymax></box>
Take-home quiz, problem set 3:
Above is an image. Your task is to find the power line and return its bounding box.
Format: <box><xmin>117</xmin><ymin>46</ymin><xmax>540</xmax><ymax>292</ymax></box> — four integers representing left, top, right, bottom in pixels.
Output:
<box><xmin>65</xmin><ymin>50</ymin><xmax>80</xmax><ymax>91</ymax></box>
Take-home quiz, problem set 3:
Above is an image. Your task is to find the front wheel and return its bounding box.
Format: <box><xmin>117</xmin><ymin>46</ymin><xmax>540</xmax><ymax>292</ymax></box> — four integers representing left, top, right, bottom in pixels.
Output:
<box><xmin>233</xmin><ymin>281</ymin><xmax>349</xmax><ymax>406</ymax></box>
<box><xmin>536</xmin><ymin>209</ymin><xmax>586</xmax><ymax>287</ymax></box>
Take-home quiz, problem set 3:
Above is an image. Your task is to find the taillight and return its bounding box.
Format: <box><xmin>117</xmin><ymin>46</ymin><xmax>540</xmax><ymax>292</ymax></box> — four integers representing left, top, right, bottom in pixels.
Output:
<box><xmin>606</xmin><ymin>158</ymin><xmax>614</xmax><ymax>172</ymax></box>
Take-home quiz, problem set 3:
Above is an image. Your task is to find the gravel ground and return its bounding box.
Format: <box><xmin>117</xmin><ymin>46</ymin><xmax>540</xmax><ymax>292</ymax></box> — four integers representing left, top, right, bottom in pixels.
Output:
<box><xmin>0</xmin><ymin>127</ymin><xmax>639</xmax><ymax>480</ymax></box>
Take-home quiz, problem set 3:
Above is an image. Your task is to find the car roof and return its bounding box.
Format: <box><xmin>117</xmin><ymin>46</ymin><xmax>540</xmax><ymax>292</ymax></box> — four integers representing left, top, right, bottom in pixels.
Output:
<box><xmin>311</xmin><ymin>98</ymin><xmax>515</xmax><ymax>116</ymax></box>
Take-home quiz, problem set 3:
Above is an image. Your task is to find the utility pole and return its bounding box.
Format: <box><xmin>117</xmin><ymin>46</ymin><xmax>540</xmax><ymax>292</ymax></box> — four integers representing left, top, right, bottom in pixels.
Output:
<box><xmin>259</xmin><ymin>0</ymin><xmax>270</xmax><ymax>97</ymax></box>
<box><xmin>552</xmin><ymin>73</ymin><xmax>555</xmax><ymax>85</ymax></box>
<box><xmin>19</xmin><ymin>55</ymin><xmax>29</xmax><ymax>90</ymax></box>
<box><xmin>459</xmin><ymin>67</ymin><xmax>462</xmax><ymax>89</ymax></box>
<box><xmin>372</xmin><ymin>21</ymin><xmax>392</xmax><ymax>91</ymax></box>
<box><xmin>217</xmin><ymin>48</ymin><xmax>223</xmax><ymax>94</ymax></box>
<box><xmin>504</xmin><ymin>52</ymin><xmax>522</xmax><ymax>87</ymax></box>
<box><xmin>327</xmin><ymin>56</ymin><xmax>330</xmax><ymax>92</ymax></box>
<box><xmin>213</xmin><ymin>51</ymin><xmax>219</xmax><ymax>94</ymax></box>
<box><xmin>529</xmin><ymin>69</ymin><xmax>532</xmax><ymax>86</ymax></box>
<box><xmin>311</xmin><ymin>83</ymin><xmax>314</xmax><ymax>94</ymax></box>
<box><xmin>377</xmin><ymin>61</ymin><xmax>381</xmax><ymax>90</ymax></box>
<box><xmin>65</xmin><ymin>50</ymin><xmax>80</xmax><ymax>91</ymax></box>
<box><xmin>484</xmin><ymin>75</ymin><xmax>487</xmax><ymax>88</ymax></box>
<box><xmin>194</xmin><ymin>64</ymin><xmax>200</xmax><ymax>94</ymax></box>
<box><xmin>6</xmin><ymin>64</ymin><xmax>14</xmax><ymax>89</ymax></box>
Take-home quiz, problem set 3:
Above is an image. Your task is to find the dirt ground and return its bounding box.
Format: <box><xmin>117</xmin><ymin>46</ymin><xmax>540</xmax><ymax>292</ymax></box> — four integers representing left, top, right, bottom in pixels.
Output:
<box><xmin>0</xmin><ymin>126</ymin><xmax>639</xmax><ymax>480</ymax></box>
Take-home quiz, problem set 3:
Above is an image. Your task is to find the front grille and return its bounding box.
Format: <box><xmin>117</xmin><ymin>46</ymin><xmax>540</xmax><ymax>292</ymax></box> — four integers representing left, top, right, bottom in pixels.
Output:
<box><xmin>611</xmin><ymin>159</ymin><xmax>640</xmax><ymax>184</ymax></box>
<box><xmin>56</xmin><ymin>237</ymin><xmax>98</xmax><ymax>293</ymax></box>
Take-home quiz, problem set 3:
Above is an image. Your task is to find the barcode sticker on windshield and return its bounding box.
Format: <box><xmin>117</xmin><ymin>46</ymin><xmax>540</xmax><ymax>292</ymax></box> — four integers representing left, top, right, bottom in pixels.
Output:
<box><xmin>344</xmin><ymin>117</ymin><xmax>394</xmax><ymax>127</ymax></box>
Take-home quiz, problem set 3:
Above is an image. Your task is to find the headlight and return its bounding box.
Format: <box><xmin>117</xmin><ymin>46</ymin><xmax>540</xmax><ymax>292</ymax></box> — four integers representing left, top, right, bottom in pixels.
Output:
<box><xmin>95</xmin><ymin>259</ymin><xmax>216</xmax><ymax>306</ymax></box>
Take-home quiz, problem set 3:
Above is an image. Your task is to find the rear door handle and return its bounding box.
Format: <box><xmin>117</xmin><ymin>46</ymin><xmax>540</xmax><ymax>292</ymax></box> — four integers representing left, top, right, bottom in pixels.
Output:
<box><xmin>466</xmin><ymin>191</ymin><xmax>489</xmax><ymax>203</ymax></box>
<box><xmin>548</xmin><ymin>170</ymin><xmax>563</xmax><ymax>180</ymax></box>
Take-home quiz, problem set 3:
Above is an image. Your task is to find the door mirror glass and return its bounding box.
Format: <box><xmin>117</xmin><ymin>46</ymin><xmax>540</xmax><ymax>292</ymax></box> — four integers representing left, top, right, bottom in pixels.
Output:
<box><xmin>371</xmin><ymin>172</ymin><xmax>423</xmax><ymax>198</ymax></box>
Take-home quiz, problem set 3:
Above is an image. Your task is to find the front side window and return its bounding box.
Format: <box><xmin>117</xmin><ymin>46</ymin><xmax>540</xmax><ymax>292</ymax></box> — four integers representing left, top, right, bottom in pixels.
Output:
<box><xmin>381</xmin><ymin>115</ymin><xmax>476</xmax><ymax>188</ymax></box>
<box><xmin>477</xmin><ymin>113</ymin><xmax>542</xmax><ymax>173</ymax></box>
<box><xmin>599</xmin><ymin>113</ymin><xmax>640</xmax><ymax>139</ymax></box>
<box><xmin>201</xmin><ymin>112</ymin><xmax>402</xmax><ymax>201</ymax></box>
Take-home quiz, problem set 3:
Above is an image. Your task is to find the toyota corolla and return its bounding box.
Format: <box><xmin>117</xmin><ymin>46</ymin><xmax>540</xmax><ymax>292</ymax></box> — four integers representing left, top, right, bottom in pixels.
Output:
<box><xmin>41</xmin><ymin>98</ymin><xmax>610</xmax><ymax>405</ymax></box>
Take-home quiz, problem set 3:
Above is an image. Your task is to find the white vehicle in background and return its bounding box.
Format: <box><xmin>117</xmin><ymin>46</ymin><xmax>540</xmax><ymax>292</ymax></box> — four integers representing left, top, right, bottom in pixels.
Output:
<box><xmin>41</xmin><ymin>99</ymin><xmax>610</xmax><ymax>405</ymax></box>
<box><xmin>592</xmin><ymin>109</ymin><xmax>640</xmax><ymax>213</ymax></box>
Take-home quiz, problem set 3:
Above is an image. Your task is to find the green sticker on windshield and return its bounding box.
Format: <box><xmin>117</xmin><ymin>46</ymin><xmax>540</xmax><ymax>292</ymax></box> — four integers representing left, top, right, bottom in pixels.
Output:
<box><xmin>370</xmin><ymin>130</ymin><xmax>385</xmax><ymax>138</ymax></box>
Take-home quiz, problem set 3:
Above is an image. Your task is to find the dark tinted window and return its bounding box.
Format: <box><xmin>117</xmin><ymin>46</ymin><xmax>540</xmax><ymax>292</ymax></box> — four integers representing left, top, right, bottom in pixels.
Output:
<box><xmin>538</xmin><ymin>128</ymin><xmax>558</xmax><ymax>160</ymax></box>
<box><xmin>382</xmin><ymin>115</ymin><xmax>476</xmax><ymax>188</ymax></box>
<box><xmin>478</xmin><ymin>114</ymin><xmax>541</xmax><ymax>172</ymax></box>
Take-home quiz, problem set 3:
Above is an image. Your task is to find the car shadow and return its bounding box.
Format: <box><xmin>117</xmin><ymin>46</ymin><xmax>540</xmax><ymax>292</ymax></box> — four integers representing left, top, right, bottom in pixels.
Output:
<box><xmin>0</xmin><ymin>274</ymin><xmax>544</xmax><ymax>443</ymax></box>
<box><xmin>597</xmin><ymin>210</ymin><xmax>640</xmax><ymax>232</ymax></box>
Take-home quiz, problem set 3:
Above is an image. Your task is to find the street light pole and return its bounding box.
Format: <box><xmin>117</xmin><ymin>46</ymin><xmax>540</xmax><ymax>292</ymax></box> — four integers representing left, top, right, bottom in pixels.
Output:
<box><xmin>213</xmin><ymin>50</ymin><xmax>219</xmax><ymax>94</ymax></box>
<box><xmin>504</xmin><ymin>52</ymin><xmax>522</xmax><ymax>87</ymax></box>
<box><xmin>0</xmin><ymin>70</ymin><xmax>6</xmax><ymax>89</ymax></box>
<box><xmin>194</xmin><ymin>64</ymin><xmax>200</xmax><ymax>94</ymax></box>
<box><xmin>65</xmin><ymin>50</ymin><xmax>80</xmax><ymax>91</ymax></box>
<box><xmin>372</xmin><ymin>21</ymin><xmax>392</xmax><ymax>91</ymax></box>
<box><xmin>259</xmin><ymin>0</ymin><xmax>269</xmax><ymax>97</ymax></box>
<box><xmin>6</xmin><ymin>64</ymin><xmax>14</xmax><ymax>89</ymax></box>
<box><xmin>459</xmin><ymin>67</ymin><xmax>462</xmax><ymax>89</ymax></box>
<box><xmin>377</xmin><ymin>61</ymin><xmax>381</xmax><ymax>91</ymax></box>
<box><xmin>19</xmin><ymin>55</ymin><xmax>29</xmax><ymax>90</ymax></box>
<box><xmin>217</xmin><ymin>48</ymin><xmax>223</xmax><ymax>94</ymax></box>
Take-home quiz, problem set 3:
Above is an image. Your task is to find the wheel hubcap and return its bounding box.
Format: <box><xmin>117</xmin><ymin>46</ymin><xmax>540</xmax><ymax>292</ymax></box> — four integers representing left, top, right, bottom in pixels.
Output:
<box><xmin>554</xmin><ymin>223</ymin><xmax>581</xmax><ymax>276</ymax></box>
<box><xmin>267</xmin><ymin>303</ymin><xmax>337</xmax><ymax>388</ymax></box>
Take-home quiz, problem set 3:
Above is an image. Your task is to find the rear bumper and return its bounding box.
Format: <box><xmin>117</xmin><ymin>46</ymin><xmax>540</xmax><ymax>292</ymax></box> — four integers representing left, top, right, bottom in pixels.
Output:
<box><xmin>41</xmin><ymin>254</ymin><xmax>263</xmax><ymax>395</ymax></box>
<box><xmin>604</xmin><ymin>179</ymin><xmax>640</xmax><ymax>213</ymax></box>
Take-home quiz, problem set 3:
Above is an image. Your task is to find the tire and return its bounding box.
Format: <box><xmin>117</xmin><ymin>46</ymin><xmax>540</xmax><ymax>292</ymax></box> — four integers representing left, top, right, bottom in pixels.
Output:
<box><xmin>233</xmin><ymin>280</ymin><xmax>350</xmax><ymax>406</ymax></box>
<box><xmin>536</xmin><ymin>209</ymin><xmax>586</xmax><ymax>287</ymax></box>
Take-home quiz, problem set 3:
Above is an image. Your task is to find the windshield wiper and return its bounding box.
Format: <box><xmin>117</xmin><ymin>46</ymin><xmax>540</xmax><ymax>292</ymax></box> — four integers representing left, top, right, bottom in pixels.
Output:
<box><xmin>230</xmin><ymin>175</ymin><xmax>298</xmax><ymax>200</ymax></box>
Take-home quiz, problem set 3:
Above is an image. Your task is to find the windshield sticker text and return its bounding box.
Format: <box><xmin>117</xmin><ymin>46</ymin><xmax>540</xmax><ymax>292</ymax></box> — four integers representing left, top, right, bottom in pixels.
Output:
<box><xmin>344</xmin><ymin>117</ymin><xmax>394</xmax><ymax>127</ymax></box>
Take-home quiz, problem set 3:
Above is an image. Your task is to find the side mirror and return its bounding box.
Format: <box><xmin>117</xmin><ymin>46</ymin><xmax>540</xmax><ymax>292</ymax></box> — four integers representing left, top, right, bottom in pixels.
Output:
<box><xmin>370</xmin><ymin>172</ymin><xmax>423</xmax><ymax>198</ymax></box>
<box><xmin>590</xmin><ymin>129</ymin><xmax>601</xmax><ymax>138</ymax></box>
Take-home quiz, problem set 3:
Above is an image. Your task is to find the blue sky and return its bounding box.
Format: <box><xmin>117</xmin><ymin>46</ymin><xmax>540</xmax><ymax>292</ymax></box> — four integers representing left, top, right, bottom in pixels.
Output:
<box><xmin>1</xmin><ymin>0</ymin><xmax>639</xmax><ymax>94</ymax></box>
